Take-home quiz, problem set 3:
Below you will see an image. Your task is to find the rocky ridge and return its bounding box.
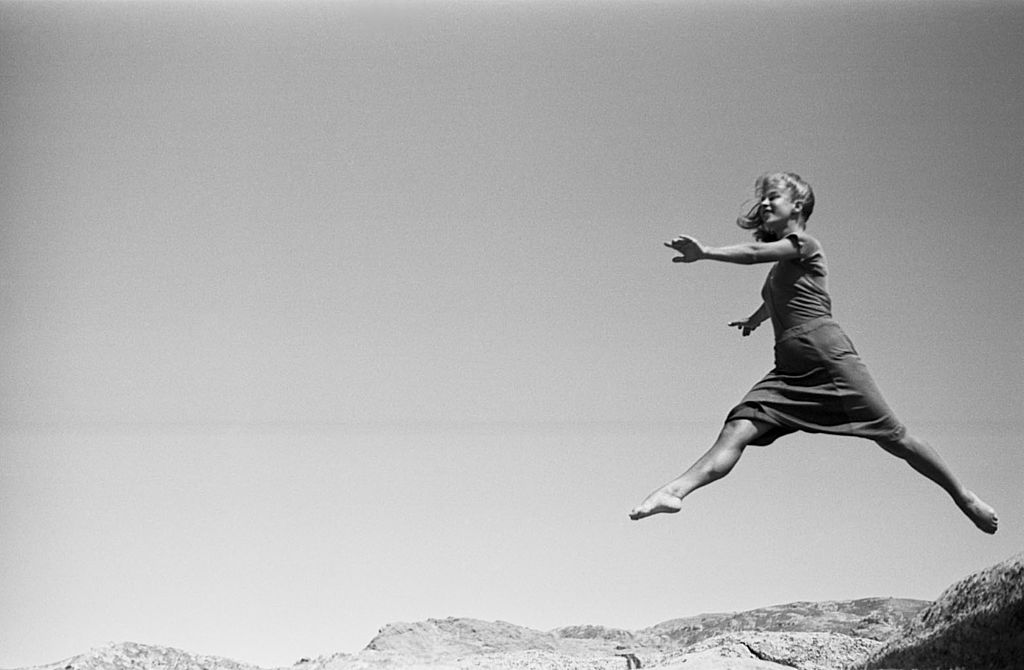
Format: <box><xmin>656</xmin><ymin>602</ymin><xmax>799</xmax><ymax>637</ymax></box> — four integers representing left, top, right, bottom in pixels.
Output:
<box><xmin>14</xmin><ymin>600</ymin><xmax>923</xmax><ymax>670</ymax></box>
<box><xmin>14</xmin><ymin>552</ymin><xmax>1024</xmax><ymax>670</ymax></box>
<box><xmin>22</xmin><ymin>643</ymin><xmax>262</xmax><ymax>670</ymax></box>
<box><xmin>353</xmin><ymin>597</ymin><xmax>927</xmax><ymax>668</ymax></box>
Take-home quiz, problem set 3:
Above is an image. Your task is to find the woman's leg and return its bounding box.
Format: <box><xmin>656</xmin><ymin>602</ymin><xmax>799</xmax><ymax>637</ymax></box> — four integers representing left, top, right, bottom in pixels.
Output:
<box><xmin>876</xmin><ymin>432</ymin><xmax>998</xmax><ymax>534</ymax></box>
<box><xmin>629</xmin><ymin>418</ymin><xmax>769</xmax><ymax>520</ymax></box>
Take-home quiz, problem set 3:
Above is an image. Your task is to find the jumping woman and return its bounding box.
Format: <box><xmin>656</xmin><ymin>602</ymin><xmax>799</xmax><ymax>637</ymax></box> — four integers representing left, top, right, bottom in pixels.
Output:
<box><xmin>629</xmin><ymin>172</ymin><xmax>998</xmax><ymax>534</ymax></box>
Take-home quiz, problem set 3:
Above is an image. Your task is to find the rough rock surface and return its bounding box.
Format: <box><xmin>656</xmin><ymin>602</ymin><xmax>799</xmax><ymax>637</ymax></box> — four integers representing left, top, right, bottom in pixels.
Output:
<box><xmin>855</xmin><ymin>551</ymin><xmax>1024</xmax><ymax>670</ymax></box>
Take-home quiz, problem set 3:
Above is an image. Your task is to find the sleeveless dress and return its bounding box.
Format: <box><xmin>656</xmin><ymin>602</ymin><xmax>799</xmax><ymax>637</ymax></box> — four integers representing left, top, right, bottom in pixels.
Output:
<box><xmin>725</xmin><ymin>231</ymin><xmax>906</xmax><ymax>446</ymax></box>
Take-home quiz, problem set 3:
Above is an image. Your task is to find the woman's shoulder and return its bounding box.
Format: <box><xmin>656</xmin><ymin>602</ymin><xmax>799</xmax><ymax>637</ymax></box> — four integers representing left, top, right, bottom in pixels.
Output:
<box><xmin>783</xmin><ymin>230</ymin><xmax>827</xmax><ymax>276</ymax></box>
<box><xmin>784</xmin><ymin>230</ymin><xmax>824</xmax><ymax>257</ymax></box>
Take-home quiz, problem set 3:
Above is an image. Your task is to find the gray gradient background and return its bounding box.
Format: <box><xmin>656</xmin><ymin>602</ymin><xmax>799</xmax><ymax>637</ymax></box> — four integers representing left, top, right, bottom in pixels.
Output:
<box><xmin>2</xmin><ymin>1</ymin><xmax>1022</xmax><ymax>667</ymax></box>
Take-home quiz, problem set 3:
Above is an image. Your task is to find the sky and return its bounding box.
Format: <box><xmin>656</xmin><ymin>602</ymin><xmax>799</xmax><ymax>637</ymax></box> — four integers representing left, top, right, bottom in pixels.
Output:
<box><xmin>2</xmin><ymin>0</ymin><xmax>1023</xmax><ymax>667</ymax></box>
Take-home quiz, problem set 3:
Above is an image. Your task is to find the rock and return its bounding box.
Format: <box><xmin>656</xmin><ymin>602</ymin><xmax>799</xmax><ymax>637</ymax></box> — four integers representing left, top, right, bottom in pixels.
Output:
<box><xmin>649</xmin><ymin>646</ymin><xmax>794</xmax><ymax>670</ymax></box>
<box><xmin>20</xmin><ymin>643</ymin><xmax>260</xmax><ymax>670</ymax></box>
<box><xmin>683</xmin><ymin>632</ymin><xmax>881</xmax><ymax>670</ymax></box>
<box><xmin>364</xmin><ymin>618</ymin><xmax>559</xmax><ymax>659</ymax></box>
<box><xmin>644</xmin><ymin>598</ymin><xmax>928</xmax><ymax>646</ymax></box>
<box><xmin>855</xmin><ymin>551</ymin><xmax>1024</xmax><ymax>670</ymax></box>
<box><xmin>553</xmin><ymin>625</ymin><xmax>639</xmax><ymax>645</ymax></box>
<box><xmin>8</xmin><ymin>598</ymin><xmax>924</xmax><ymax>670</ymax></box>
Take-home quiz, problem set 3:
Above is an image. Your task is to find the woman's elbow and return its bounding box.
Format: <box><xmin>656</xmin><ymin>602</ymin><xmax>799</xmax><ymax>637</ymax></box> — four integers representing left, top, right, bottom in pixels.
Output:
<box><xmin>739</xmin><ymin>249</ymin><xmax>761</xmax><ymax>264</ymax></box>
<box><xmin>745</xmin><ymin>244</ymin><xmax>782</xmax><ymax>264</ymax></box>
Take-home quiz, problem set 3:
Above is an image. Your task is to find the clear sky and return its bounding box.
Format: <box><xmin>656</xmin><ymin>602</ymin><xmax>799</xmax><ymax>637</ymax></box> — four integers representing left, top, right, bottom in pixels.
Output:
<box><xmin>2</xmin><ymin>1</ymin><xmax>1023</xmax><ymax>667</ymax></box>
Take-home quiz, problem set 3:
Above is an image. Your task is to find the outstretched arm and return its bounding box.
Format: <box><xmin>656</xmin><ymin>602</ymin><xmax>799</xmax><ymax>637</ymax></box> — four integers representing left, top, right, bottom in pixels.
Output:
<box><xmin>665</xmin><ymin>235</ymin><xmax>800</xmax><ymax>264</ymax></box>
<box><xmin>728</xmin><ymin>303</ymin><xmax>768</xmax><ymax>336</ymax></box>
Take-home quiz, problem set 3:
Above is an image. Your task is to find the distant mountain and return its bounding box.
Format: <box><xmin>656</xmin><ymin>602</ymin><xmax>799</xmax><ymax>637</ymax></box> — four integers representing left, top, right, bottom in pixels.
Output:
<box><xmin>16</xmin><ymin>554</ymin><xmax>1024</xmax><ymax>670</ymax></box>
<box><xmin>855</xmin><ymin>551</ymin><xmax>1024</xmax><ymax>670</ymax></box>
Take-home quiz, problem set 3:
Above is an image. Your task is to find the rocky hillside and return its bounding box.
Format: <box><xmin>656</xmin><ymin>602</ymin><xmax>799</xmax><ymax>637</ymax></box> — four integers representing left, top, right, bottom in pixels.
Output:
<box><xmin>641</xmin><ymin>598</ymin><xmax>926</xmax><ymax>645</ymax></box>
<box><xmin>365</xmin><ymin>619</ymin><xmax>562</xmax><ymax>657</ymax></box>
<box><xmin>25</xmin><ymin>642</ymin><xmax>263</xmax><ymax>670</ymax></box>
<box><xmin>17</xmin><ymin>553</ymin><xmax>1024</xmax><ymax>670</ymax></box>
<box><xmin>19</xmin><ymin>599</ymin><xmax>925</xmax><ymax>670</ymax></box>
<box><xmin>354</xmin><ymin>596</ymin><xmax>927</xmax><ymax>667</ymax></box>
<box><xmin>855</xmin><ymin>551</ymin><xmax>1024</xmax><ymax>670</ymax></box>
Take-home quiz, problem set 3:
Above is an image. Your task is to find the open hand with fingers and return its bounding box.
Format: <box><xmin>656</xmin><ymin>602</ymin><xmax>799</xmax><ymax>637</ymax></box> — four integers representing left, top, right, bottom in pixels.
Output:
<box><xmin>664</xmin><ymin>235</ymin><xmax>706</xmax><ymax>263</ymax></box>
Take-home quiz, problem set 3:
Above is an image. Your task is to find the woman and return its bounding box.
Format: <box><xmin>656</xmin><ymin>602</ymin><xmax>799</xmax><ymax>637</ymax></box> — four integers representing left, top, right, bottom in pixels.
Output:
<box><xmin>628</xmin><ymin>172</ymin><xmax>998</xmax><ymax>534</ymax></box>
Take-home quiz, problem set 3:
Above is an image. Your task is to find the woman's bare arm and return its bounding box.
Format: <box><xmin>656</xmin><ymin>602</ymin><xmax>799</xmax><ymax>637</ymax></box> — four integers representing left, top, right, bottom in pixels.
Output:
<box><xmin>665</xmin><ymin>235</ymin><xmax>800</xmax><ymax>264</ymax></box>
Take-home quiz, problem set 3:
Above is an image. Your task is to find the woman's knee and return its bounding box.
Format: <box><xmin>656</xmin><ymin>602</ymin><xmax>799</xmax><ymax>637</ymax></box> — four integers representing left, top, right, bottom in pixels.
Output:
<box><xmin>876</xmin><ymin>434</ymin><xmax>912</xmax><ymax>458</ymax></box>
<box><xmin>718</xmin><ymin>418</ymin><xmax>762</xmax><ymax>445</ymax></box>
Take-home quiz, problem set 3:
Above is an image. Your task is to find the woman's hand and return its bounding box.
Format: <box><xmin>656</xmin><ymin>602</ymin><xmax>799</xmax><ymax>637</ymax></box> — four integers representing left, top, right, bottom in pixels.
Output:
<box><xmin>664</xmin><ymin>235</ymin><xmax>706</xmax><ymax>263</ymax></box>
<box><xmin>728</xmin><ymin>317</ymin><xmax>762</xmax><ymax>337</ymax></box>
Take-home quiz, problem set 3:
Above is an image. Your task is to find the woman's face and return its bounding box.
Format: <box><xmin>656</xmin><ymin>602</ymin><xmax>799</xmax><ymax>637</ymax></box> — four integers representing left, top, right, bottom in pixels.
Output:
<box><xmin>759</xmin><ymin>184</ymin><xmax>801</xmax><ymax>234</ymax></box>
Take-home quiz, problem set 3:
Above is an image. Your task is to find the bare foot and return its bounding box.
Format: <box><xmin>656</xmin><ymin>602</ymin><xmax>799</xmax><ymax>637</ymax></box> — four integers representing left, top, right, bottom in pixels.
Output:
<box><xmin>958</xmin><ymin>490</ymin><xmax>998</xmax><ymax>534</ymax></box>
<box><xmin>629</xmin><ymin>488</ymin><xmax>684</xmax><ymax>520</ymax></box>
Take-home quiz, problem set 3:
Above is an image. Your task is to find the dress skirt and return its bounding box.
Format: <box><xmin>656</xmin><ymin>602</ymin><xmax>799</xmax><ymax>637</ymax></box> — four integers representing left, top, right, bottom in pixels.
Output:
<box><xmin>726</xmin><ymin>316</ymin><xmax>906</xmax><ymax>446</ymax></box>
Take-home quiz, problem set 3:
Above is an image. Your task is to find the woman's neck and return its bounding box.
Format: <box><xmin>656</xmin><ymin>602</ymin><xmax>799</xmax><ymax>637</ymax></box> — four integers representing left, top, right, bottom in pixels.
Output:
<box><xmin>778</xmin><ymin>219</ymin><xmax>804</xmax><ymax>238</ymax></box>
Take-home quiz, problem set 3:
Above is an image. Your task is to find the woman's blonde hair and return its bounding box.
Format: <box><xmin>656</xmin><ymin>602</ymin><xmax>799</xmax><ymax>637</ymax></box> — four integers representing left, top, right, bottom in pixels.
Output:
<box><xmin>736</xmin><ymin>172</ymin><xmax>815</xmax><ymax>242</ymax></box>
